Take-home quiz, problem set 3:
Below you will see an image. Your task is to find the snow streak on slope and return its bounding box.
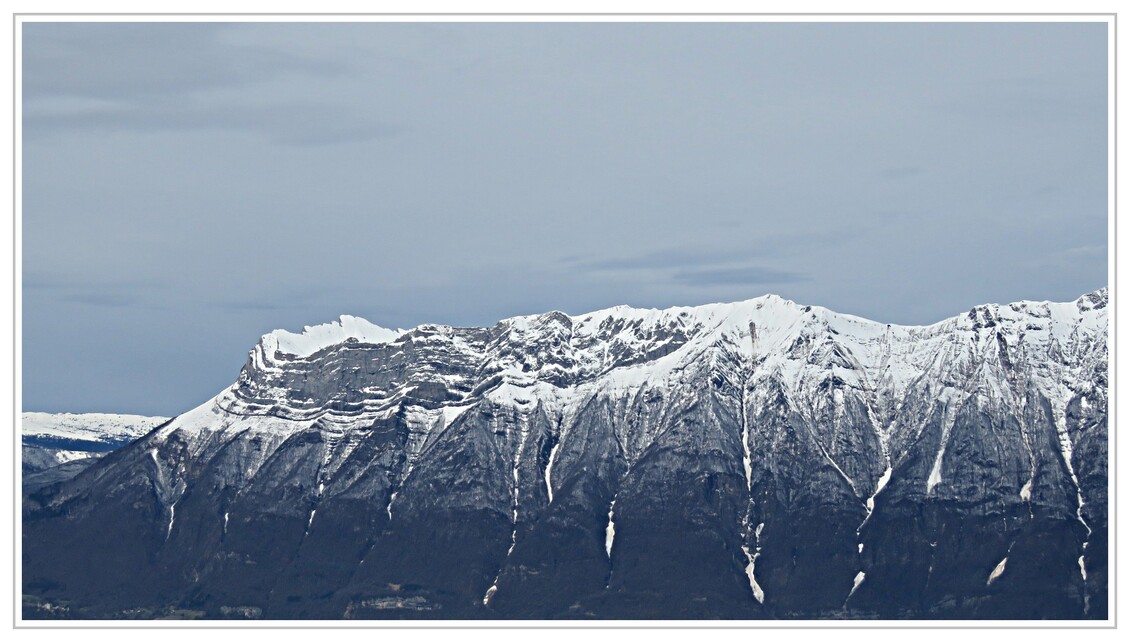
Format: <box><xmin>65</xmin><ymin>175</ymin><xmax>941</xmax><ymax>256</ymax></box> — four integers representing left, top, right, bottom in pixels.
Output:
<box><xmin>605</xmin><ymin>498</ymin><xmax>617</xmax><ymax>559</ymax></box>
<box><xmin>742</xmin><ymin>522</ymin><xmax>766</xmax><ymax>604</ymax></box>
<box><xmin>987</xmin><ymin>556</ymin><xmax>1008</xmax><ymax>586</ymax></box>
<box><xmin>845</xmin><ymin>571</ymin><xmax>866</xmax><ymax>605</ymax></box>
<box><xmin>483</xmin><ymin>407</ymin><xmax>532</xmax><ymax>607</ymax></box>
<box><xmin>544</xmin><ymin>440</ymin><xmax>561</xmax><ymax>504</ymax></box>
<box><xmin>738</xmin><ymin>367</ymin><xmax>765</xmax><ymax>605</ymax></box>
<box><xmin>857</xmin><ymin>464</ymin><xmax>892</xmax><ymax>556</ymax></box>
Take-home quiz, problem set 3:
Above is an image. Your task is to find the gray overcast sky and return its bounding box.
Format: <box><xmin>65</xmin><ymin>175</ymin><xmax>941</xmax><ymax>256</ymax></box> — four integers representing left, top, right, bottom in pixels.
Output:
<box><xmin>21</xmin><ymin>22</ymin><xmax>1108</xmax><ymax>415</ymax></box>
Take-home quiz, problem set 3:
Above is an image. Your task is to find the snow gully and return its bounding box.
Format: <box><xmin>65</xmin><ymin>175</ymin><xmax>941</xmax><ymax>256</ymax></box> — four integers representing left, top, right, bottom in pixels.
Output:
<box><xmin>738</xmin><ymin>364</ymin><xmax>765</xmax><ymax>605</ymax></box>
<box><xmin>483</xmin><ymin>414</ymin><xmax>531</xmax><ymax>607</ymax></box>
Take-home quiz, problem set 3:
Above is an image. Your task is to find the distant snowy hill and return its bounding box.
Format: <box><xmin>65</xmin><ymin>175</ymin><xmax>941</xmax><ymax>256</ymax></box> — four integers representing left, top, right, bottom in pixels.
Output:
<box><xmin>22</xmin><ymin>413</ymin><xmax>168</xmax><ymax>481</ymax></box>
<box><xmin>23</xmin><ymin>412</ymin><xmax>168</xmax><ymax>450</ymax></box>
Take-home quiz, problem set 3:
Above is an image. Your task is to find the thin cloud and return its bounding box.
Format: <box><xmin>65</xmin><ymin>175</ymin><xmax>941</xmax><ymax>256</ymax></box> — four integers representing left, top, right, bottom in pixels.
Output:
<box><xmin>22</xmin><ymin>23</ymin><xmax>351</xmax><ymax>100</ymax></box>
<box><xmin>1036</xmin><ymin>244</ymin><xmax>1107</xmax><ymax>270</ymax></box>
<box><xmin>564</xmin><ymin>229</ymin><xmax>867</xmax><ymax>275</ymax></box>
<box><xmin>672</xmin><ymin>266</ymin><xmax>808</xmax><ymax>286</ymax></box>
<box><xmin>23</xmin><ymin>23</ymin><xmax>383</xmax><ymax>147</ymax></box>
<box><xmin>58</xmin><ymin>292</ymin><xmax>141</xmax><ymax>308</ymax></box>
<box><xmin>568</xmin><ymin>247</ymin><xmax>764</xmax><ymax>272</ymax></box>
<box><xmin>881</xmin><ymin>166</ymin><xmax>924</xmax><ymax>180</ymax></box>
<box><xmin>23</xmin><ymin>272</ymin><xmax>164</xmax><ymax>291</ymax></box>
<box><xmin>24</xmin><ymin>99</ymin><xmax>399</xmax><ymax>147</ymax></box>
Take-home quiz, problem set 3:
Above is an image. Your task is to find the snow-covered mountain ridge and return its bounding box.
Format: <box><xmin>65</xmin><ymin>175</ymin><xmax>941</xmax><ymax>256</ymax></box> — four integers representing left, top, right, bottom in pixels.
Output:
<box><xmin>196</xmin><ymin>289</ymin><xmax>1106</xmax><ymax>449</ymax></box>
<box><xmin>23</xmin><ymin>289</ymin><xmax>1108</xmax><ymax>620</ymax></box>
<box><xmin>253</xmin><ymin>289</ymin><xmax>1107</xmax><ymax>380</ymax></box>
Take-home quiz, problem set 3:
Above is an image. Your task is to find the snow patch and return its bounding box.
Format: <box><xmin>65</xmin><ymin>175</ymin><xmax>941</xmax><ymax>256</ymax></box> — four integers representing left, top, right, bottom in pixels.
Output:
<box><xmin>746</xmin><ymin>522</ymin><xmax>766</xmax><ymax>603</ymax></box>
<box><xmin>740</xmin><ymin>383</ymin><xmax>752</xmax><ymax>492</ymax></box>
<box><xmin>856</xmin><ymin>463</ymin><xmax>892</xmax><ymax>560</ymax></box>
<box><xmin>262</xmin><ymin>315</ymin><xmax>400</xmax><ymax>359</ymax></box>
<box><xmin>1051</xmin><ymin>408</ymin><xmax>1093</xmax><ymax>585</ymax></box>
<box><xmin>927</xmin><ymin>396</ymin><xmax>965</xmax><ymax>496</ymax></box>
<box><xmin>386</xmin><ymin>462</ymin><xmax>416</xmax><ymax>521</ymax></box>
<box><xmin>987</xmin><ymin>556</ymin><xmax>1008</xmax><ymax>585</ymax></box>
<box><xmin>440</xmin><ymin>403</ymin><xmax>474</xmax><ymax>427</ymax></box>
<box><xmin>866</xmin><ymin>466</ymin><xmax>892</xmax><ymax>515</ymax></box>
<box><xmin>386</xmin><ymin>491</ymin><xmax>398</xmax><ymax>520</ymax></box>
<box><xmin>165</xmin><ymin>501</ymin><xmax>176</xmax><ymax>541</ymax></box>
<box><xmin>605</xmin><ymin>498</ymin><xmax>617</xmax><ymax>558</ymax></box>
<box><xmin>481</xmin><ymin>416</ymin><xmax>531</xmax><ymax>607</ymax></box>
<box><xmin>927</xmin><ymin>442</ymin><xmax>946</xmax><ymax>496</ymax></box>
<box><xmin>741</xmin><ymin>545</ymin><xmax>765</xmax><ymax>604</ymax></box>
<box><xmin>847</xmin><ymin>571</ymin><xmax>866</xmax><ymax>600</ymax></box>
<box><xmin>544</xmin><ymin>440</ymin><xmax>561</xmax><ymax>504</ymax></box>
<box><xmin>737</xmin><ymin>377</ymin><xmax>764</xmax><ymax>605</ymax></box>
<box><xmin>1020</xmin><ymin>478</ymin><xmax>1033</xmax><ymax>502</ymax></box>
<box><xmin>48</xmin><ymin>449</ymin><xmax>97</xmax><ymax>464</ymax></box>
<box><xmin>482</xmin><ymin>584</ymin><xmax>498</xmax><ymax>607</ymax></box>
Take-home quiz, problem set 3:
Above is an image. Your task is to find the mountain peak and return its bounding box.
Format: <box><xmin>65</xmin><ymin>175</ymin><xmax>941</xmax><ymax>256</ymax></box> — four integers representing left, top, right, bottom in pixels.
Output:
<box><xmin>258</xmin><ymin>314</ymin><xmax>401</xmax><ymax>359</ymax></box>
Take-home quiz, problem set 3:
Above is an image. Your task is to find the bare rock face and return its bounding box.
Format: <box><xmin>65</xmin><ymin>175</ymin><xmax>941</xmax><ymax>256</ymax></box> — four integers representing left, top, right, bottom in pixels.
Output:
<box><xmin>22</xmin><ymin>291</ymin><xmax>1108</xmax><ymax>620</ymax></box>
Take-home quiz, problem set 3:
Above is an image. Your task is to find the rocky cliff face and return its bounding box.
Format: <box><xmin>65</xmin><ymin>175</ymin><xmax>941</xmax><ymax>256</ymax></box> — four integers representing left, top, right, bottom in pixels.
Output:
<box><xmin>22</xmin><ymin>291</ymin><xmax>1108</xmax><ymax>620</ymax></box>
